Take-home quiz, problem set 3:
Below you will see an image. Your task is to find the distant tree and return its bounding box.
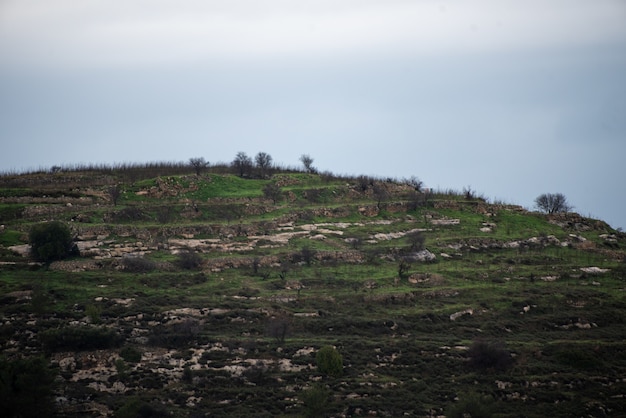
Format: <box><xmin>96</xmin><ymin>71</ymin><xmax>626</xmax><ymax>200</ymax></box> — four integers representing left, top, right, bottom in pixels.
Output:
<box><xmin>29</xmin><ymin>221</ymin><xmax>78</xmax><ymax>262</ymax></box>
<box><xmin>407</xmin><ymin>230</ymin><xmax>426</xmax><ymax>252</ymax></box>
<box><xmin>535</xmin><ymin>193</ymin><xmax>572</xmax><ymax>214</ymax></box>
<box><xmin>266</xmin><ymin>315</ymin><xmax>290</xmax><ymax>343</ymax></box>
<box><xmin>108</xmin><ymin>184</ymin><xmax>122</xmax><ymax>206</ymax></box>
<box><xmin>372</xmin><ymin>182</ymin><xmax>390</xmax><ymax>210</ymax></box>
<box><xmin>254</xmin><ymin>152</ymin><xmax>273</xmax><ymax>178</ymax></box>
<box><xmin>405</xmin><ymin>176</ymin><xmax>423</xmax><ymax>192</ymax></box>
<box><xmin>398</xmin><ymin>259</ymin><xmax>412</xmax><ymax>280</ymax></box>
<box><xmin>300</xmin><ymin>154</ymin><xmax>315</xmax><ymax>173</ymax></box>
<box><xmin>262</xmin><ymin>182</ymin><xmax>282</xmax><ymax>204</ymax></box>
<box><xmin>189</xmin><ymin>157</ymin><xmax>208</xmax><ymax>176</ymax></box>
<box><xmin>316</xmin><ymin>345</ymin><xmax>343</xmax><ymax>377</ymax></box>
<box><xmin>232</xmin><ymin>152</ymin><xmax>253</xmax><ymax>177</ymax></box>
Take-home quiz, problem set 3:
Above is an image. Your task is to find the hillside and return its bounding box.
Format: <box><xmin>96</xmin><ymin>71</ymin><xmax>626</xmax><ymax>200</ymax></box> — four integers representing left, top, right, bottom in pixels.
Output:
<box><xmin>1</xmin><ymin>164</ymin><xmax>625</xmax><ymax>417</ymax></box>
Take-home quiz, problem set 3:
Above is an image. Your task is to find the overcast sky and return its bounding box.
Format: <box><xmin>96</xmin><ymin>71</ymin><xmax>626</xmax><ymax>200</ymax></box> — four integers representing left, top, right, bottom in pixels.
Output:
<box><xmin>1</xmin><ymin>1</ymin><xmax>625</xmax><ymax>229</ymax></box>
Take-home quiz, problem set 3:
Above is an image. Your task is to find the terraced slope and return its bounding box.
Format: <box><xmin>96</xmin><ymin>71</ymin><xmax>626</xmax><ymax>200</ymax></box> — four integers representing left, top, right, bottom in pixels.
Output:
<box><xmin>1</xmin><ymin>169</ymin><xmax>625</xmax><ymax>417</ymax></box>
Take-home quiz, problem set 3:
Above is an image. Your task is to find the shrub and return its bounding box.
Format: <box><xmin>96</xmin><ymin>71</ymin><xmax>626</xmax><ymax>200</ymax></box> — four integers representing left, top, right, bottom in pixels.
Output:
<box><xmin>0</xmin><ymin>356</ymin><xmax>56</xmax><ymax>418</ymax></box>
<box><xmin>316</xmin><ymin>345</ymin><xmax>343</xmax><ymax>377</ymax></box>
<box><xmin>177</xmin><ymin>250</ymin><xmax>203</xmax><ymax>270</ymax></box>
<box><xmin>266</xmin><ymin>316</ymin><xmax>290</xmax><ymax>344</ymax></box>
<box><xmin>115</xmin><ymin>397</ymin><xmax>169</xmax><ymax>418</ymax></box>
<box><xmin>301</xmin><ymin>384</ymin><xmax>330</xmax><ymax>418</ymax></box>
<box><xmin>446</xmin><ymin>392</ymin><xmax>494</xmax><ymax>418</ymax></box>
<box><xmin>121</xmin><ymin>256</ymin><xmax>157</xmax><ymax>273</ymax></box>
<box><xmin>28</xmin><ymin>221</ymin><xmax>77</xmax><ymax>262</ymax></box>
<box><xmin>40</xmin><ymin>326</ymin><xmax>122</xmax><ymax>352</ymax></box>
<box><xmin>120</xmin><ymin>346</ymin><xmax>142</xmax><ymax>363</ymax></box>
<box><xmin>467</xmin><ymin>340</ymin><xmax>513</xmax><ymax>372</ymax></box>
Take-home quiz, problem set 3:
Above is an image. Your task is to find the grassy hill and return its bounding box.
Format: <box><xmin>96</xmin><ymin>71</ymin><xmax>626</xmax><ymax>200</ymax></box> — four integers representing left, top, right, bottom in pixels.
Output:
<box><xmin>1</xmin><ymin>164</ymin><xmax>625</xmax><ymax>417</ymax></box>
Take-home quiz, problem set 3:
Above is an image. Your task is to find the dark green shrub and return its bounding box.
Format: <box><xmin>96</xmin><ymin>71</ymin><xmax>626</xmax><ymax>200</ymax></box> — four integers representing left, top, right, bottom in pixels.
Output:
<box><xmin>40</xmin><ymin>326</ymin><xmax>122</xmax><ymax>352</ymax></box>
<box><xmin>121</xmin><ymin>256</ymin><xmax>157</xmax><ymax>273</ymax></box>
<box><xmin>28</xmin><ymin>221</ymin><xmax>77</xmax><ymax>262</ymax></box>
<box><xmin>316</xmin><ymin>345</ymin><xmax>343</xmax><ymax>377</ymax></box>
<box><xmin>467</xmin><ymin>340</ymin><xmax>513</xmax><ymax>372</ymax></box>
<box><xmin>0</xmin><ymin>356</ymin><xmax>56</xmax><ymax>418</ymax></box>
<box><xmin>547</xmin><ymin>343</ymin><xmax>603</xmax><ymax>370</ymax></box>
<box><xmin>446</xmin><ymin>392</ymin><xmax>494</xmax><ymax>418</ymax></box>
<box><xmin>301</xmin><ymin>384</ymin><xmax>330</xmax><ymax>418</ymax></box>
<box><xmin>120</xmin><ymin>346</ymin><xmax>142</xmax><ymax>363</ymax></box>
<box><xmin>115</xmin><ymin>397</ymin><xmax>168</xmax><ymax>418</ymax></box>
<box><xmin>177</xmin><ymin>250</ymin><xmax>203</xmax><ymax>270</ymax></box>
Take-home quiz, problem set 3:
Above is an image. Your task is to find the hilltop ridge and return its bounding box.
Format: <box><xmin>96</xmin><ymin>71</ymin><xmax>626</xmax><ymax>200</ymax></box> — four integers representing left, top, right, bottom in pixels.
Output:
<box><xmin>1</xmin><ymin>162</ymin><xmax>625</xmax><ymax>417</ymax></box>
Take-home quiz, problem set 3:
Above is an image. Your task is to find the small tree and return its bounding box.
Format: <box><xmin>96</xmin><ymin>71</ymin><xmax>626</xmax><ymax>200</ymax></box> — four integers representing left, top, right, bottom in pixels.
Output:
<box><xmin>29</xmin><ymin>221</ymin><xmax>77</xmax><ymax>262</ymax></box>
<box><xmin>316</xmin><ymin>345</ymin><xmax>343</xmax><ymax>377</ymax></box>
<box><xmin>301</xmin><ymin>384</ymin><xmax>330</xmax><ymax>418</ymax></box>
<box><xmin>266</xmin><ymin>315</ymin><xmax>290</xmax><ymax>344</ymax></box>
<box><xmin>300</xmin><ymin>154</ymin><xmax>315</xmax><ymax>173</ymax></box>
<box><xmin>535</xmin><ymin>193</ymin><xmax>572</xmax><ymax>214</ymax></box>
<box><xmin>254</xmin><ymin>152</ymin><xmax>273</xmax><ymax>178</ymax></box>
<box><xmin>189</xmin><ymin>157</ymin><xmax>208</xmax><ymax>176</ymax></box>
<box><xmin>372</xmin><ymin>182</ymin><xmax>390</xmax><ymax>210</ymax></box>
<box><xmin>405</xmin><ymin>175</ymin><xmax>423</xmax><ymax>192</ymax></box>
<box><xmin>407</xmin><ymin>230</ymin><xmax>426</xmax><ymax>252</ymax></box>
<box><xmin>108</xmin><ymin>184</ymin><xmax>122</xmax><ymax>206</ymax></box>
<box><xmin>262</xmin><ymin>182</ymin><xmax>282</xmax><ymax>204</ymax></box>
<box><xmin>232</xmin><ymin>152</ymin><xmax>253</xmax><ymax>177</ymax></box>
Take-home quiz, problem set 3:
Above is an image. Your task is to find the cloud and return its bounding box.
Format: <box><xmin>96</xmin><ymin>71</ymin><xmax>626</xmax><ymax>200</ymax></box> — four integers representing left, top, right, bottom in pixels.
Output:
<box><xmin>2</xmin><ymin>0</ymin><xmax>625</xmax><ymax>70</ymax></box>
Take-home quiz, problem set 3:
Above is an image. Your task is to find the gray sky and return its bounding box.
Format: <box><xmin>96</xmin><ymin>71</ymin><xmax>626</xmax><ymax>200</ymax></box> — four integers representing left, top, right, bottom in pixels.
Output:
<box><xmin>1</xmin><ymin>1</ymin><xmax>625</xmax><ymax>229</ymax></box>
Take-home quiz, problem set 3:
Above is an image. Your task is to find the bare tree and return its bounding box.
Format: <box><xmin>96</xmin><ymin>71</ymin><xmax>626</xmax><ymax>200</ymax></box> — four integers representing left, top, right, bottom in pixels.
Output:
<box><xmin>108</xmin><ymin>184</ymin><xmax>122</xmax><ymax>206</ymax></box>
<box><xmin>189</xmin><ymin>157</ymin><xmax>208</xmax><ymax>176</ymax></box>
<box><xmin>266</xmin><ymin>315</ymin><xmax>290</xmax><ymax>343</ymax></box>
<box><xmin>535</xmin><ymin>193</ymin><xmax>572</xmax><ymax>214</ymax></box>
<box><xmin>262</xmin><ymin>182</ymin><xmax>282</xmax><ymax>204</ymax></box>
<box><xmin>300</xmin><ymin>154</ymin><xmax>315</xmax><ymax>173</ymax></box>
<box><xmin>405</xmin><ymin>176</ymin><xmax>423</xmax><ymax>192</ymax></box>
<box><xmin>232</xmin><ymin>152</ymin><xmax>253</xmax><ymax>177</ymax></box>
<box><xmin>372</xmin><ymin>182</ymin><xmax>390</xmax><ymax>210</ymax></box>
<box><xmin>407</xmin><ymin>230</ymin><xmax>426</xmax><ymax>252</ymax></box>
<box><xmin>254</xmin><ymin>152</ymin><xmax>273</xmax><ymax>178</ymax></box>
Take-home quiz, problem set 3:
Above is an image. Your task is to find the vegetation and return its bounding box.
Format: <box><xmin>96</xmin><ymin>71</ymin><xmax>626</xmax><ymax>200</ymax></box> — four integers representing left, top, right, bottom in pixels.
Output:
<box><xmin>535</xmin><ymin>192</ymin><xmax>572</xmax><ymax>214</ymax></box>
<box><xmin>0</xmin><ymin>159</ymin><xmax>624</xmax><ymax>417</ymax></box>
<box><xmin>28</xmin><ymin>221</ymin><xmax>77</xmax><ymax>262</ymax></box>
<box><xmin>316</xmin><ymin>345</ymin><xmax>343</xmax><ymax>377</ymax></box>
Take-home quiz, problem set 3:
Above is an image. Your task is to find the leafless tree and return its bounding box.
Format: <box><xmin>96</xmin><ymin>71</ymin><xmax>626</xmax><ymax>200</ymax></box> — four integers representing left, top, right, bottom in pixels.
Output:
<box><xmin>266</xmin><ymin>315</ymin><xmax>290</xmax><ymax>343</ymax></box>
<box><xmin>405</xmin><ymin>176</ymin><xmax>423</xmax><ymax>192</ymax></box>
<box><xmin>232</xmin><ymin>152</ymin><xmax>253</xmax><ymax>177</ymax></box>
<box><xmin>407</xmin><ymin>230</ymin><xmax>426</xmax><ymax>252</ymax></box>
<box><xmin>254</xmin><ymin>152</ymin><xmax>273</xmax><ymax>178</ymax></box>
<box><xmin>262</xmin><ymin>182</ymin><xmax>282</xmax><ymax>204</ymax></box>
<box><xmin>108</xmin><ymin>184</ymin><xmax>122</xmax><ymax>206</ymax></box>
<box><xmin>372</xmin><ymin>182</ymin><xmax>390</xmax><ymax>210</ymax></box>
<box><xmin>535</xmin><ymin>193</ymin><xmax>572</xmax><ymax>214</ymax></box>
<box><xmin>189</xmin><ymin>157</ymin><xmax>208</xmax><ymax>176</ymax></box>
<box><xmin>300</xmin><ymin>154</ymin><xmax>315</xmax><ymax>173</ymax></box>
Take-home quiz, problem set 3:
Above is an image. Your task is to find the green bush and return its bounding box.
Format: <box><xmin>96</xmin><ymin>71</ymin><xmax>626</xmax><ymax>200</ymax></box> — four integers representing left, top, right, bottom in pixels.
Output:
<box><xmin>177</xmin><ymin>250</ymin><xmax>203</xmax><ymax>270</ymax></box>
<box><xmin>316</xmin><ymin>345</ymin><xmax>343</xmax><ymax>377</ymax></box>
<box><xmin>40</xmin><ymin>326</ymin><xmax>122</xmax><ymax>352</ymax></box>
<box><xmin>467</xmin><ymin>340</ymin><xmax>513</xmax><ymax>372</ymax></box>
<box><xmin>446</xmin><ymin>392</ymin><xmax>494</xmax><ymax>418</ymax></box>
<box><xmin>28</xmin><ymin>221</ymin><xmax>77</xmax><ymax>262</ymax></box>
<box><xmin>0</xmin><ymin>356</ymin><xmax>56</xmax><ymax>418</ymax></box>
<box><xmin>301</xmin><ymin>384</ymin><xmax>330</xmax><ymax>418</ymax></box>
<box><xmin>121</xmin><ymin>256</ymin><xmax>157</xmax><ymax>273</ymax></box>
<box><xmin>120</xmin><ymin>346</ymin><xmax>142</xmax><ymax>363</ymax></box>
